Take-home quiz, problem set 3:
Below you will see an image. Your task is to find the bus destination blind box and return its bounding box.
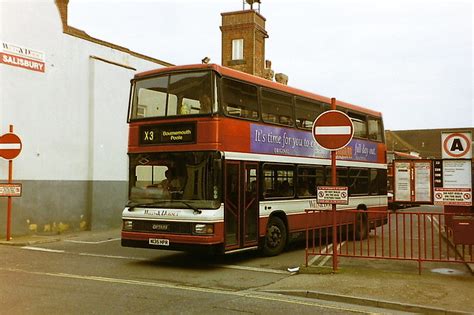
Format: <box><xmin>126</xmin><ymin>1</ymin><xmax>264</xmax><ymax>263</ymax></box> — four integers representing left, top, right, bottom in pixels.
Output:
<box><xmin>139</xmin><ymin>123</ymin><xmax>196</xmax><ymax>145</ymax></box>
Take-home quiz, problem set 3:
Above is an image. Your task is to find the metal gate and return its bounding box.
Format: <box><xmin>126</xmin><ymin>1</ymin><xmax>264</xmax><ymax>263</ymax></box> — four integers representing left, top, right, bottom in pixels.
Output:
<box><xmin>305</xmin><ymin>209</ymin><xmax>474</xmax><ymax>274</ymax></box>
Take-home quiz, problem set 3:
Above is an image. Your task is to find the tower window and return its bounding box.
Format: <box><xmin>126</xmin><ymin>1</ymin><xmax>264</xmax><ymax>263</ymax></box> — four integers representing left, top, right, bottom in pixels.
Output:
<box><xmin>232</xmin><ymin>39</ymin><xmax>244</xmax><ymax>60</ymax></box>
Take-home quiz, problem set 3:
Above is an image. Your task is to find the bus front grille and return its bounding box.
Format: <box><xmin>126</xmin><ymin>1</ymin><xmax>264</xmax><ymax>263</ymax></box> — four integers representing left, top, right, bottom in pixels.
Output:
<box><xmin>131</xmin><ymin>220</ymin><xmax>193</xmax><ymax>234</ymax></box>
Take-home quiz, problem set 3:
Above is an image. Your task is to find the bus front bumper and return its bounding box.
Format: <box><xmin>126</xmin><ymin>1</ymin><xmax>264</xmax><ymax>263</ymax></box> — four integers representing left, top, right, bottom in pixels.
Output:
<box><xmin>121</xmin><ymin>231</ymin><xmax>224</xmax><ymax>254</ymax></box>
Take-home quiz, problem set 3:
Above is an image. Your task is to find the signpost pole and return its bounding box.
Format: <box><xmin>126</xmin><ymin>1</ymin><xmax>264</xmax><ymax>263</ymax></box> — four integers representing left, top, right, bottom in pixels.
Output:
<box><xmin>330</xmin><ymin>98</ymin><xmax>338</xmax><ymax>271</ymax></box>
<box><xmin>6</xmin><ymin>125</ymin><xmax>13</xmax><ymax>241</ymax></box>
<box><xmin>312</xmin><ymin>98</ymin><xmax>353</xmax><ymax>272</ymax></box>
<box><xmin>0</xmin><ymin>124</ymin><xmax>22</xmax><ymax>241</ymax></box>
<box><xmin>7</xmin><ymin>161</ymin><xmax>12</xmax><ymax>241</ymax></box>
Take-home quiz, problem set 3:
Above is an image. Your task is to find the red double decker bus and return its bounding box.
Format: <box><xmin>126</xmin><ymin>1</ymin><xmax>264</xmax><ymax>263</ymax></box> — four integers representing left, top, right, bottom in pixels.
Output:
<box><xmin>121</xmin><ymin>64</ymin><xmax>387</xmax><ymax>255</ymax></box>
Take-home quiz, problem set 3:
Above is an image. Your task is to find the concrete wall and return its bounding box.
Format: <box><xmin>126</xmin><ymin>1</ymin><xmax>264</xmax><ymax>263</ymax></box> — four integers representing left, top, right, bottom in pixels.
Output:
<box><xmin>0</xmin><ymin>0</ymin><xmax>169</xmax><ymax>236</ymax></box>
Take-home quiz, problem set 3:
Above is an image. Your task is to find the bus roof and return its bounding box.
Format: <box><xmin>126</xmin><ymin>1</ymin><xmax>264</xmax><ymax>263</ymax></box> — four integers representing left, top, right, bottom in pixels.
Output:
<box><xmin>134</xmin><ymin>64</ymin><xmax>382</xmax><ymax>118</ymax></box>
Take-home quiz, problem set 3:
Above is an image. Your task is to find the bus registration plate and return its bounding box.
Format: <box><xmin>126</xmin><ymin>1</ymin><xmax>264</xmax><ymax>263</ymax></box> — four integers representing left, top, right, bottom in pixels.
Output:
<box><xmin>149</xmin><ymin>238</ymin><xmax>169</xmax><ymax>246</ymax></box>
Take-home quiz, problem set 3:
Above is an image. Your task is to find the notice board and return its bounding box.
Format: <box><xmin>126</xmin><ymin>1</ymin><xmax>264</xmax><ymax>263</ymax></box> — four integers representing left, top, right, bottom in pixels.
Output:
<box><xmin>393</xmin><ymin>160</ymin><xmax>433</xmax><ymax>204</ymax></box>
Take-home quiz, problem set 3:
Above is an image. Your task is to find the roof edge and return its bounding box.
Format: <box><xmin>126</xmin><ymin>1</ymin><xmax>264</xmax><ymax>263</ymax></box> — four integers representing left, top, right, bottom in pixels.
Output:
<box><xmin>54</xmin><ymin>0</ymin><xmax>173</xmax><ymax>67</ymax></box>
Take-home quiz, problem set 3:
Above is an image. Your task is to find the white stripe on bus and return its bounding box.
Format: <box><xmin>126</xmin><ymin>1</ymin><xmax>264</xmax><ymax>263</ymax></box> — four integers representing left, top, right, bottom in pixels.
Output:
<box><xmin>223</xmin><ymin>151</ymin><xmax>387</xmax><ymax>169</ymax></box>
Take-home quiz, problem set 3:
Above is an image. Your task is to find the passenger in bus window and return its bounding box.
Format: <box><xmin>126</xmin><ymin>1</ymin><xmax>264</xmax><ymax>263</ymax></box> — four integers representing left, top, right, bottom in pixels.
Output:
<box><xmin>199</xmin><ymin>94</ymin><xmax>212</xmax><ymax>113</ymax></box>
<box><xmin>161</xmin><ymin>169</ymin><xmax>181</xmax><ymax>196</ymax></box>
<box><xmin>280</xmin><ymin>180</ymin><xmax>293</xmax><ymax>196</ymax></box>
<box><xmin>249</xmin><ymin>180</ymin><xmax>257</xmax><ymax>194</ymax></box>
<box><xmin>176</xmin><ymin>96</ymin><xmax>189</xmax><ymax>115</ymax></box>
<box><xmin>298</xmin><ymin>181</ymin><xmax>311</xmax><ymax>196</ymax></box>
<box><xmin>159</xmin><ymin>170</ymin><xmax>172</xmax><ymax>196</ymax></box>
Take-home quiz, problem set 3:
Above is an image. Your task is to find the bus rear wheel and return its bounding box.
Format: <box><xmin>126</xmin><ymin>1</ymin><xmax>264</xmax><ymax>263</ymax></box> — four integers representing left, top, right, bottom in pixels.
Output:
<box><xmin>263</xmin><ymin>216</ymin><xmax>287</xmax><ymax>256</ymax></box>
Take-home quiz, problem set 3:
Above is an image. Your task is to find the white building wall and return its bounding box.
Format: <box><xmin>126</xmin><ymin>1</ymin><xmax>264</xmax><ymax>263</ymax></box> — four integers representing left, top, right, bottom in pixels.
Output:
<box><xmin>0</xmin><ymin>0</ymin><xmax>170</xmax><ymax>234</ymax></box>
<box><xmin>89</xmin><ymin>58</ymin><xmax>134</xmax><ymax>181</ymax></box>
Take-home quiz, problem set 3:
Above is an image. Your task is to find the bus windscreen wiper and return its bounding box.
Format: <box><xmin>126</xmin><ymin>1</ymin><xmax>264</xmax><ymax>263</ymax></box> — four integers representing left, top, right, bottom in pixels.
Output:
<box><xmin>126</xmin><ymin>200</ymin><xmax>201</xmax><ymax>214</ymax></box>
<box><xmin>126</xmin><ymin>201</ymin><xmax>169</xmax><ymax>211</ymax></box>
<box><xmin>177</xmin><ymin>201</ymin><xmax>202</xmax><ymax>214</ymax></box>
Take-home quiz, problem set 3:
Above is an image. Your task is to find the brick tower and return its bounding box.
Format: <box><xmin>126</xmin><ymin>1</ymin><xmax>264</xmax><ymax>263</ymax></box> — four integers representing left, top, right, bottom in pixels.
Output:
<box><xmin>220</xmin><ymin>1</ymin><xmax>268</xmax><ymax>78</ymax></box>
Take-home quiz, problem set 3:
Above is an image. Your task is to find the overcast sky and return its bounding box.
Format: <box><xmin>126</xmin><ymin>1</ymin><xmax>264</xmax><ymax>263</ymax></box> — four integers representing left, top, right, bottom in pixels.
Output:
<box><xmin>69</xmin><ymin>0</ymin><xmax>473</xmax><ymax>131</ymax></box>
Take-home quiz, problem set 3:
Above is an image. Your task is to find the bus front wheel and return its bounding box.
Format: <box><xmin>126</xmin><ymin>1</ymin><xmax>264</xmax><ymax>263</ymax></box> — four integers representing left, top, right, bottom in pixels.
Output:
<box><xmin>263</xmin><ymin>216</ymin><xmax>287</xmax><ymax>256</ymax></box>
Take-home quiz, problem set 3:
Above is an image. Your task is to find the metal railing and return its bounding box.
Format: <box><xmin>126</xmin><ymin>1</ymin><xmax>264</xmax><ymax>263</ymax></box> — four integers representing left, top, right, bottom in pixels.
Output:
<box><xmin>305</xmin><ymin>209</ymin><xmax>474</xmax><ymax>274</ymax></box>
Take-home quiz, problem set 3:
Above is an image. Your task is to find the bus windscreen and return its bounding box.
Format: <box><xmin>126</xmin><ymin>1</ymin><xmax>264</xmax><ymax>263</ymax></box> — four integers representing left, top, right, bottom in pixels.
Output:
<box><xmin>130</xmin><ymin>71</ymin><xmax>215</xmax><ymax>119</ymax></box>
<box><xmin>128</xmin><ymin>151</ymin><xmax>222</xmax><ymax>209</ymax></box>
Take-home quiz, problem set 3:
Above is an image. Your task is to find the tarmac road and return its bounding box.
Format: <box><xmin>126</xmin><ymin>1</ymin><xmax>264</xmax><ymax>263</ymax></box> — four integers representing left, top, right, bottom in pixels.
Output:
<box><xmin>1</xmin><ymin>205</ymin><xmax>473</xmax><ymax>314</ymax></box>
<box><xmin>1</xmin><ymin>236</ymin><xmax>411</xmax><ymax>315</ymax></box>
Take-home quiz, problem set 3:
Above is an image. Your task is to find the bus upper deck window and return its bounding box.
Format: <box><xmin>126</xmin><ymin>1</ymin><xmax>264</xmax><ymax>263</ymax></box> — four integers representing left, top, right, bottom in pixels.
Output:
<box><xmin>295</xmin><ymin>98</ymin><xmax>326</xmax><ymax>130</ymax></box>
<box><xmin>348</xmin><ymin>112</ymin><xmax>367</xmax><ymax>139</ymax></box>
<box><xmin>261</xmin><ymin>89</ymin><xmax>294</xmax><ymax>127</ymax></box>
<box><xmin>368</xmin><ymin>117</ymin><xmax>383</xmax><ymax>141</ymax></box>
<box><xmin>132</xmin><ymin>76</ymin><xmax>168</xmax><ymax>120</ymax></box>
<box><xmin>222</xmin><ymin>78</ymin><xmax>259</xmax><ymax>120</ymax></box>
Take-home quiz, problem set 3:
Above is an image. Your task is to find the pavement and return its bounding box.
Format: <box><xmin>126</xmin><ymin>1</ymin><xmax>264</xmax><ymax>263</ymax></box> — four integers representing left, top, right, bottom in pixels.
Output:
<box><xmin>1</xmin><ymin>232</ymin><xmax>473</xmax><ymax>314</ymax></box>
<box><xmin>263</xmin><ymin>264</ymin><xmax>474</xmax><ymax>314</ymax></box>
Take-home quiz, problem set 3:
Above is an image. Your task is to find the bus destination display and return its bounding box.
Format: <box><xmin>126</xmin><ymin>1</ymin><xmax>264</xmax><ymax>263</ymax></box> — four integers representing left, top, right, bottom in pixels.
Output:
<box><xmin>139</xmin><ymin>123</ymin><xmax>196</xmax><ymax>145</ymax></box>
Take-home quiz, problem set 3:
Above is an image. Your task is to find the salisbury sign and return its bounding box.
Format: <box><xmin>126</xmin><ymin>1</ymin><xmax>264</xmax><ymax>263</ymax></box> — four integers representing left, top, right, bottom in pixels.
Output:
<box><xmin>1</xmin><ymin>41</ymin><xmax>45</xmax><ymax>73</ymax></box>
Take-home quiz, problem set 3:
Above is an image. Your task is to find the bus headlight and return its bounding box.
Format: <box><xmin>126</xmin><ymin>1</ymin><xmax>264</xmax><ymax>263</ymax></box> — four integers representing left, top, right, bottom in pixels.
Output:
<box><xmin>123</xmin><ymin>220</ymin><xmax>133</xmax><ymax>230</ymax></box>
<box><xmin>194</xmin><ymin>223</ymin><xmax>214</xmax><ymax>235</ymax></box>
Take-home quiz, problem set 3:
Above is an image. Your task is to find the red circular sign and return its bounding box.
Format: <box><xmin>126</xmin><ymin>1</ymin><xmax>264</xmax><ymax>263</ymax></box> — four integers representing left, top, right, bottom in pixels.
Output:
<box><xmin>0</xmin><ymin>133</ymin><xmax>22</xmax><ymax>160</ymax></box>
<box><xmin>443</xmin><ymin>133</ymin><xmax>471</xmax><ymax>158</ymax></box>
<box><xmin>312</xmin><ymin>110</ymin><xmax>354</xmax><ymax>151</ymax></box>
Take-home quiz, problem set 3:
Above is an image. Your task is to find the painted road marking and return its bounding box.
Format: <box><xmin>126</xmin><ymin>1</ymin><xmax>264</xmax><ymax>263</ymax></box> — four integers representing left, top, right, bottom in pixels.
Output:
<box><xmin>213</xmin><ymin>264</ymin><xmax>289</xmax><ymax>275</ymax></box>
<box><xmin>308</xmin><ymin>242</ymin><xmax>346</xmax><ymax>267</ymax></box>
<box><xmin>22</xmin><ymin>246</ymin><xmax>148</xmax><ymax>261</ymax></box>
<box><xmin>78</xmin><ymin>252</ymin><xmax>147</xmax><ymax>261</ymax></box>
<box><xmin>317</xmin><ymin>242</ymin><xmax>346</xmax><ymax>267</ymax></box>
<box><xmin>21</xmin><ymin>246</ymin><xmax>65</xmax><ymax>253</ymax></box>
<box><xmin>21</xmin><ymin>246</ymin><xmax>291</xmax><ymax>275</ymax></box>
<box><xmin>0</xmin><ymin>267</ymin><xmax>373</xmax><ymax>314</ymax></box>
<box><xmin>308</xmin><ymin>243</ymin><xmax>333</xmax><ymax>266</ymax></box>
<box><xmin>64</xmin><ymin>238</ymin><xmax>120</xmax><ymax>244</ymax></box>
<box><xmin>426</xmin><ymin>216</ymin><xmax>441</xmax><ymax>232</ymax></box>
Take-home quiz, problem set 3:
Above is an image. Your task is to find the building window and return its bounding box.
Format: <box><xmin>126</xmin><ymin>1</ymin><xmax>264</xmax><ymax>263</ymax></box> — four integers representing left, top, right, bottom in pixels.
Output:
<box><xmin>232</xmin><ymin>39</ymin><xmax>244</xmax><ymax>60</ymax></box>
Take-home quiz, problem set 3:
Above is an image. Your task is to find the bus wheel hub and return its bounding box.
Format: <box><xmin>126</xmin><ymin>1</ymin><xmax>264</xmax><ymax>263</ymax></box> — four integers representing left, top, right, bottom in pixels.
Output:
<box><xmin>268</xmin><ymin>226</ymin><xmax>281</xmax><ymax>247</ymax></box>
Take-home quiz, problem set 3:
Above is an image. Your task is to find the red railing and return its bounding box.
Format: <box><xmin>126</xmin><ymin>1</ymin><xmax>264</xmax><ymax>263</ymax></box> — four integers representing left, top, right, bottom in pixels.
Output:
<box><xmin>305</xmin><ymin>209</ymin><xmax>474</xmax><ymax>274</ymax></box>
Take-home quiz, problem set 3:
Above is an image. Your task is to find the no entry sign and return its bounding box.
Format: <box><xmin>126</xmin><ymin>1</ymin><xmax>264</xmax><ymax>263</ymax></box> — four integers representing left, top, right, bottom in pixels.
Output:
<box><xmin>312</xmin><ymin>110</ymin><xmax>354</xmax><ymax>151</ymax></box>
<box><xmin>0</xmin><ymin>133</ymin><xmax>22</xmax><ymax>160</ymax></box>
